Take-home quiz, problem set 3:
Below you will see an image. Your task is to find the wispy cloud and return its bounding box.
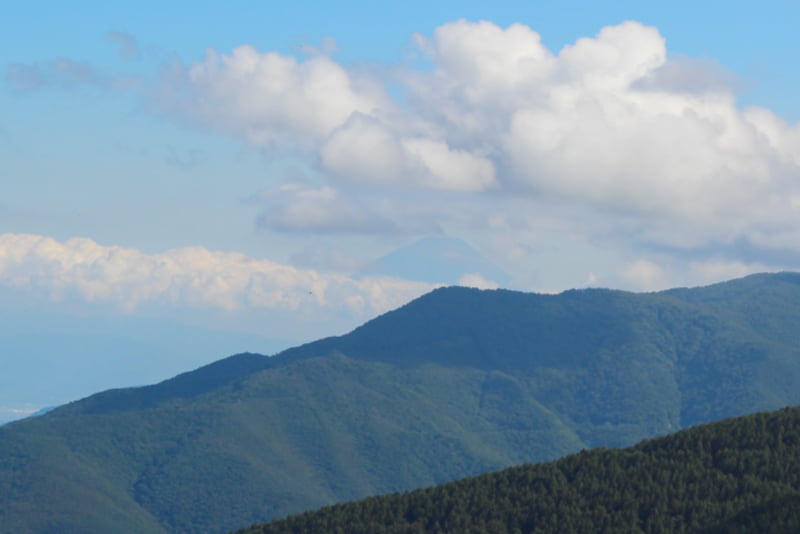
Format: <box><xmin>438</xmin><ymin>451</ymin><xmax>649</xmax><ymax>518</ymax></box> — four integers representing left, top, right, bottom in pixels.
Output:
<box><xmin>7</xmin><ymin>58</ymin><xmax>105</xmax><ymax>92</ymax></box>
<box><xmin>255</xmin><ymin>184</ymin><xmax>398</xmax><ymax>234</ymax></box>
<box><xmin>6</xmin><ymin>63</ymin><xmax>45</xmax><ymax>91</ymax></box>
<box><xmin>106</xmin><ymin>31</ymin><xmax>140</xmax><ymax>62</ymax></box>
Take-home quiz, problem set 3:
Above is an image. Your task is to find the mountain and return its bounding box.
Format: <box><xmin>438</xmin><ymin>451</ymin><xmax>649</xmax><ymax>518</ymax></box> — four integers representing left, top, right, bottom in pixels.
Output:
<box><xmin>356</xmin><ymin>236</ymin><xmax>510</xmax><ymax>286</ymax></box>
<box><xmin>237</xmin><ymin>406</ymin><xmax>800</xmax><ymax>534</ymax></box>
<box><xmin>3</xmin><ymin>272</ymin><xmax>800</xmax><ymax>533</ymax></box>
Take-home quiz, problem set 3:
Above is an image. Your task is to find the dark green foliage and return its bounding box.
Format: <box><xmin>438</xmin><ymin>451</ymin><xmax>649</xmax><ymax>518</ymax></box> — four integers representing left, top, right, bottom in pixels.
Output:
<box><xmin>4</xmin><ymin>273</ymin><xmax>800</xmax><ymax>533</ymax></box>
<box><xmin>698</xmin><ymin>494</ymin><xmax>800</xmax><ymax>533</ymax></box>
<box><xmin>238</xmin><ymin>407</ymin><xmax>800</xmax><ymax>534</ymax></box>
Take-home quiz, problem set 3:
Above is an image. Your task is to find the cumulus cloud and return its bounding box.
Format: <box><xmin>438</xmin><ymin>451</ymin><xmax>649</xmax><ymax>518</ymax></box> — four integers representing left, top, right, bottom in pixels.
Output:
<box><xmin>151</xmin><ymin>20</ymin><xmax>800</xmax><ymax>250</ymax></box>
<box><xmin>634</xmin><ymin>55</ymin><xmax>741</xmax><ymax>95</ymax></box>
<box><xmin>155</xmin><ymin>45</ymin><xmax>392</xmax><ymax>150</ymax></box>
<box><xmin>154</xmin><ymin>43</ymin><xmax>498</xmax><ymax>192</ymax></box>
<box><xmin>0</xmin><ymin>233</ymin><xmax>436</xmax><ymax>317</ymax></box>
<box><xmin>321</xmin><ymin>114</ymin><xmax>497</xmax><ymax>191</ymax></box>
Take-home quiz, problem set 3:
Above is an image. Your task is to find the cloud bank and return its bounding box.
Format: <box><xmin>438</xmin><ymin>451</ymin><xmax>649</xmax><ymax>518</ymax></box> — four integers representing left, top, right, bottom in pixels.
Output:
<box><xmin>0</xmin><ymin>233</ymin><xmax>436</xmax><ymax>317</ymax></box>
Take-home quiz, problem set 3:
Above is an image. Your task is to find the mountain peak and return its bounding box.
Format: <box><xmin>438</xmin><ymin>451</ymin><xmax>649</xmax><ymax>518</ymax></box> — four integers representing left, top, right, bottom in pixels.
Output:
<box><xmin>356</xmin><ymin>236</ymin><xmax>510</xmax><ymax>286</ymax></box>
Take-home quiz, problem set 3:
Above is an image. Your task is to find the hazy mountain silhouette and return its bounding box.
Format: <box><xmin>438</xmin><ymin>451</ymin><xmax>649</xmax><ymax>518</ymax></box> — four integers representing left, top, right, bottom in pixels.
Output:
<box><xmin>356</xmin><ymin>236</ymin><xmax>510</xmax><ymax>286</ymax></box>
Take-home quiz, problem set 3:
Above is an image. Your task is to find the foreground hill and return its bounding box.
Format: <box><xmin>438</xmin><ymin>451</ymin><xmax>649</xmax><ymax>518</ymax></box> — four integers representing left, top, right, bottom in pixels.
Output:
<box><xmin>238</xmin><ymin>406</ymin><xmax>800</xmax><ymax>534</ymax></box>
<box><xmin>3</xmin><ymin>273</ymin><xmax>800</xmax><ymax>533</ymax></box>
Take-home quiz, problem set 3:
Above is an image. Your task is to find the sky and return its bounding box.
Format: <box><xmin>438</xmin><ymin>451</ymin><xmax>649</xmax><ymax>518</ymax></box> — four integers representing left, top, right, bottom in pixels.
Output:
<box><xmin>2</xmin><ymin>1</ymin><xmax>800</xmax><ymax>420</ymax></box>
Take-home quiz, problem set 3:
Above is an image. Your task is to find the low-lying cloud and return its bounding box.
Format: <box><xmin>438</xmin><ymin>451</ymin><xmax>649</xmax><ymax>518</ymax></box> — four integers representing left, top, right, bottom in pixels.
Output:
<box><xmin>0</xmin><ymin>233</ymin><xmax>436</xmax><ymax>316</ymax></box>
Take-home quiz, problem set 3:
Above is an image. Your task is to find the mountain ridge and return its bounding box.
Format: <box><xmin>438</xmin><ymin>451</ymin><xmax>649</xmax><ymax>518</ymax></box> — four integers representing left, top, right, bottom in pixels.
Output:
<box><xmin>4</xmin><ymin>272</ymin><xmax>800</xmax><ymax>533</ymax></box>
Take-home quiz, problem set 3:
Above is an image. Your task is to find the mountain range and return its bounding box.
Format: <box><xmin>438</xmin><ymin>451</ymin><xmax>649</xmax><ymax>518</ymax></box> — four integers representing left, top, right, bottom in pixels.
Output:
<box><xmin>3</xmin><ymin>272</ymin><xmax>800</xmax><ymax>533</ymax></box>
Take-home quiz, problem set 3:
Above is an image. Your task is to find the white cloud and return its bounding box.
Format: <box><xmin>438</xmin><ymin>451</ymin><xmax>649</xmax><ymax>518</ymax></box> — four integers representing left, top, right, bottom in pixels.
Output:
<box><xmin>409</xmin><ymin>19</ymin><xmax>800</xmax><ymax>250</ymax></box>
<box><xmin>634</xmin><ymin>55</ymin><xmax>741</xmax><ymax>95</ymax></box>
<box><xmin>407</xmin><ymin>20</ymin><xmax>556</xmax><ymax>124</ymax></box>
<box><xmin>620</xmin><ymin>259</ymin><xmax>672</xmax><ymax>291</ymax></box>
<box><xmin>157</xmin><ymin>45</ymin><xmax>391</xmax><ymax>150</ymax></box>
<box><xmin>152</xmin><ymin>20</ymin><xmax>800</xmax><ymax>247</ymax></box>
<box><xmin>402</xmin><ymin>137</ymin><xmax>496</xmax><ymax>191</ymax></box>
<box><xmin>559</xmin><ymin>22</ymin><xmax>665</xmax><ymax>91</ymax></box>
<box><xmin>457</xmin><ymin>273</ymin><xmax>500</xmax><ymax>290</ymax></box>
<box><xmin>321</xmin><ymin>114</ymin><xmax>496</xmax><ymax>191</ymax></box>
<box><xmin>320</xmin><ymin>114</ymin><xmax>407</xmax><ymax>186</ymax></box>
<box><xmin>0</xmin><ymin>233</ymin><xmax>436</xmax><ymax>317</ymax></box>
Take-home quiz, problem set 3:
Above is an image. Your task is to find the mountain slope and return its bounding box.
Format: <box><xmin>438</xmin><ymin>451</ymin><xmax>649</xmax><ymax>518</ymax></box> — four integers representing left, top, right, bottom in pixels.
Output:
<box><xmin>238</xmin><ymin>406</ymin><xmax>800</xmax><ymax>534</ymax></box>
<box><xmin>3</xmin><ymin>273</ymin><xmax>800</xmax><ymax>533</ymax></box>
<box><xmin>0</xmin><ymin>354</ymin><xmax>584</xmax><ymax>534</ymax></box>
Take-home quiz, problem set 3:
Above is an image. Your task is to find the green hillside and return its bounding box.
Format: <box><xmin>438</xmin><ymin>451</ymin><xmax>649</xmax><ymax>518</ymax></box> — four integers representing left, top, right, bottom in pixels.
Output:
<box><xmin>238</xmin><ymin>406</ymin><xmax>800</xmax><ymax>534</ymax></box>
<box><xmin>3</xmin><ymin>273</ymin><xmax>800</xmax><ymax>533</ymax></box>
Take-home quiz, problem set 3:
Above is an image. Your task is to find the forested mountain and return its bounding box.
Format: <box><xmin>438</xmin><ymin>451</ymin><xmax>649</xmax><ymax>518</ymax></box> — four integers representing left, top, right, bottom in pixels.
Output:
<box><xmin>237</xmin><ymin>406</ymin><xmax>800</xmax><ymax>534</ymax></box>
<box><xmin>3</xmin><ymin>272</ymin><xmax>800</xmax><ymax>533</ymax></box>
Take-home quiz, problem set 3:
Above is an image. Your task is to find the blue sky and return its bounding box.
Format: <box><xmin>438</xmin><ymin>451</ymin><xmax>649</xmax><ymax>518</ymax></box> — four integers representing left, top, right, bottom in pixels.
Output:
<box><xmin>2</xmin><ymin>1</ymin><xmax>800</xmax><ymax>421</ymax></box>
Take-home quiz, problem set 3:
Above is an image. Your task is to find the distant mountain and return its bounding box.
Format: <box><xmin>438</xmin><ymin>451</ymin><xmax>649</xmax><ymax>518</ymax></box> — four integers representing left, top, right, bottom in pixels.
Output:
<box><xmin>3</xmin><ymin>272</ymin><xmax>800</xmax><ymax>533</ymax></box>
<box><xmin>356</xmin><ymin>236</ymin><xmax>510</xmax><ymax>286</ymax></box>
<box><xmin>238</xmin><ymin>406</ymin><xmax>800</xmax><ymax>534</ymax></box>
